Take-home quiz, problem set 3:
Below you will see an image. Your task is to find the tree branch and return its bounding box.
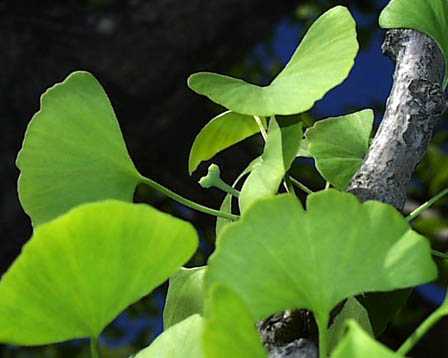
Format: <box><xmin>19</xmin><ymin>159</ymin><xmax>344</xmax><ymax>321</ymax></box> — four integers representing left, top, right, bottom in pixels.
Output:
<box><xmin>261</xmin><ymin>29</ymin><xmax>447</xmax><ymax>358</ymax></box>
<box><xmin>348</xmin><ymin>29</ymin><xmax>447</xmax><ymax>209</ymax></box>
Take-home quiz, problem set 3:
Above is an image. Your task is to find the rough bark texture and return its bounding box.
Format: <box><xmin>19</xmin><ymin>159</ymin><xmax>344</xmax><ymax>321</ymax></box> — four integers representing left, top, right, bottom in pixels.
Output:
<box><xmin>261</xmin><ymin>29</ymin><xmax>447</xmax><ymax>358</ymax></box>
<box><xmin>348</xmin><ymin>29</ymin><xmax>447</xmax><ymax>209</ymax></box>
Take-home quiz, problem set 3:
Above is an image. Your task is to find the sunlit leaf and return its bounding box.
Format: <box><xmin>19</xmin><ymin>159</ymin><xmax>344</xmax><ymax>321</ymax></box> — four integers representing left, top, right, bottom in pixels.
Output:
<box><xmin>380</xmin><ymin>0</ymin><xmax>448</xmax><ymax>88</ymax></box>
<box><xmin>207</xmin><ymin>190</ymin><xmax>437</xmax><ymax>330</ymax></box>
<box><xmin>239</xmin><ymin>118</ymin><xmax>302</xmax><ymax>213</ymax></box>
<box><xmin>188</xmin><ymin>6</ymin><xmax>358</xmax><ymax>116</ymax></box>
<box><xmin>16</xmin><ymin>71</ymin><xmax>143</xmax><ymax>226</ymax></box>
<box><xmin>306</xmin><ymin>109</ymin><xmax>374</xmax><ymax>190</ymax></box>
<box><xmin>189</xmin><ymin>111</ymin><xmax>265</xmax><ymax>174</ymax></box>
<box><xmin>135</xmin><ymin>314</ymin><xmax>204</xmax><ymax>358</ymax></box>
<box><xmin>0</xmin><ymin>201</ymin><xmax>198</xmax><ymax>345</ymax></box>
<box><xmin>331</xmin><ymin>321</ymin><xmax>403</xmax><ymax>357</ymax></box>
<box><xmin>163</xmin><ymin>267</ymin><xmax>206</xmax><ymax>329</ymax></box>
<box><xmin>203</xmin><ymin>285</ymin><xmax>267</xmax><ymax>358</ymax></box>
<box><xmin>329</xmin><ymin>297</ymin><xmax>373</xmax><ymax>351</ymax></box>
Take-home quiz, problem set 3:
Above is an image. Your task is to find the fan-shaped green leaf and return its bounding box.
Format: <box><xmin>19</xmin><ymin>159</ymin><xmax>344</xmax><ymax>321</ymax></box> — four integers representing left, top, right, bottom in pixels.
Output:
<box><xmin>207</xmin><ymin>190</ymin><xmax>436</xmax><ymax>326</ymax></box>
<box><xmin>203</xmin><ymin>285</ymin><xmax>267</xmax><ymax>358</ymax></box>
<box><xmin>239</xmin><ymin>118</ymin><xmax>302</xmax><ymax>213</ymax></box>
<box><xmin>379</xmin><ymin>0</ymin><xmax>448</xmax><ymax>88</ymax></box>
<box><xmin>188</xmin><ymin>6</ymin><xmax>358</xmax><ymax>116</ymax></box>
<box><xmin>0</xmin><ymin>201</ymin><xmax>198</xmax><ymax>345</ymax></box>
<box><xmin>135</xmin><ymin>314</ymin><xmax>204</xmax><ymax>358</ymax></box>
<box><xmin>332</xmin><ymin>321</ymin><xmax>402</xmax><ymax>358</ymax></box>
<box><xmin>189</xmin><ymin>111</ymin><xmax>265</xmax><ymax>174</ymax></box>
<box><xmin>163</xmin><ymin>267</ymin><xmax>206</xmax><ymax>329</ymax></box>
<box><xmin>16</xmin><ymin>71</ymin><xmax>143</xmax><ymax>226</ymax></box>
<box><xmin>306</xmin><ymin>109</ymin><xmax>374</xmax><ymax>190</ymax></box>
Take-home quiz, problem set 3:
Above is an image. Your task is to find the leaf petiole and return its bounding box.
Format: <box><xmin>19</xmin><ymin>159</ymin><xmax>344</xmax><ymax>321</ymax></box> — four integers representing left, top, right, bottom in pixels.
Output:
<box><xmin>288</xmin><ymin>176</ymin><xmax>314</xmax><ymax>195</ymax></box>
<box><xmin>431</xmin><ymin>249</ymin><xmax>448</xmax><ymax>260</ymax></box>
<box><xmin>140</xmin><ymin>176</ymin><xmax>239</xmax><ymax>221</ymax></box>
<box><xmin>397</xmin><ymin>294</ymin><xmax>448</xmax><ymax>355</ymax></box>
<box><xmin>253</xmin><ymin>115</ymin><xmax>268</xmax><ymax>141</ymax></box>
<box><xmin>90</xmin><ymin>337</ymin><xmax>100</xmax><ymax>358</ymax></box>
<box><xmin>406</xmin><ymin>188</ymin><xmax>448</xmax><ymax>222</ymax></box>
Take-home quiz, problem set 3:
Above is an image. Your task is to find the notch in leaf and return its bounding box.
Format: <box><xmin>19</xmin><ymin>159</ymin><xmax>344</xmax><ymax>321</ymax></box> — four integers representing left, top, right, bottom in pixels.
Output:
<box><xmin>206</xmin><ymin>190</ymin><xmax>437</xmax><ymax>356</ymax></box>
<box><xmin>188</xmin><ymin>6</ymin><xmax>359</xmax><ymax>116</ymax></box>
<box><xmin>0</xmin><ymin>201</ymin><xmax>198</xmax><ymax>346</ymax></box>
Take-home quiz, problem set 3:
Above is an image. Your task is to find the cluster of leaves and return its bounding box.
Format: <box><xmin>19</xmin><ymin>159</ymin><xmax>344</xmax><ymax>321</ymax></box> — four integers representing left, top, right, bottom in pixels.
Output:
<box><xmin>1</xmin><ymin>0</ymin><xmax>448</xmax><ymax>357</ymax></box>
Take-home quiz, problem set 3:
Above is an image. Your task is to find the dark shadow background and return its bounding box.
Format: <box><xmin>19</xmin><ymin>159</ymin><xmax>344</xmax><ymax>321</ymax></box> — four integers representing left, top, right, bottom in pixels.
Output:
<box><xmin>1</xmin><ymin>0</ymin><xmax>447</xmax><ymax>356</ymax></box>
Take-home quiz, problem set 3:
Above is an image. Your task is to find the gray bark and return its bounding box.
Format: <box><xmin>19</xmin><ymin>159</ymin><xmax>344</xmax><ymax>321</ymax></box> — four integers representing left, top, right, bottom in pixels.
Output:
<box><xmin>348</xmin><ymin>29</ymin><xmax>447</xmax><ymax>209</ymax></box>
<box><xmin>262</xmin><ymin>29</ymin><xmax>447</xmax><ymax>357</ymax></box>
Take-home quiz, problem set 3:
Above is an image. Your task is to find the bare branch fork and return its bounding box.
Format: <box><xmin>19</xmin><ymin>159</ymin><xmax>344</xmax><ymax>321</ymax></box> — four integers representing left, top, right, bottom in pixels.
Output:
<box><xmin>260</xmin><ymin>29</ymin><xmax>447</xmax><ymax>358</ymax></box>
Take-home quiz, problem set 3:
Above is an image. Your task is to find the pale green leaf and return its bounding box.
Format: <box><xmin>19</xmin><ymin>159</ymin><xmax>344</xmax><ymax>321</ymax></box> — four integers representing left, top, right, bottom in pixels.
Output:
<box><xmin>331</xmin><ymin>320</ymin><xmax>403</xmax><ymax>357</ymax></box>
<box><xmin>306</xmin><ymin>109</ymin><xmax>374</xmax><ymax>190</ymax></box>
<box><xmin>135</xmin><ymin>315</ymin><xmax>204</xmax><ymax>358</ymax></box>
<box><xmin>16</xmin><ymin>71</ymin><xmax>142</xmax><ymax>226</ymax></box>
<box><xmin>379</xmin><ymin>0</ymin><xmax>448</xmax><ymax>88</ymax></box>
<box><xmin>239</xmin><ymin>118</ymin><xmax>302</xmax><ymax>213</ymax></box>
<box><xmin>189</xmin><ymin>111</ymin><xmax>265</xmax><ymax>174</ymax></box>
<box><xmin>0</xmin><ymin>201</ymin><xmax>198</xmax><ymax>345</ymax></box>
<box><xmin>163</xmin><ymin>267</ymin><xmax>206</xmax><ymax>329</ymax></box>
<box><xmin>207</xmin><ymin>190</ymin><xmax>437</xmax><ymax>326</ymax></box>
<box><xmin>329</xmin><ymin>297</ymin><xmax>373</xmax><ymax>351</ymax></box>
<box><xmin>188</xmin><ymin>6</ymin><xmax>358</xmax><ymax>116</ymax></box>
<box><xmin>203</xmin><ymin>285</ymin><xmax>267</xmax><ymax>358</ymax></box>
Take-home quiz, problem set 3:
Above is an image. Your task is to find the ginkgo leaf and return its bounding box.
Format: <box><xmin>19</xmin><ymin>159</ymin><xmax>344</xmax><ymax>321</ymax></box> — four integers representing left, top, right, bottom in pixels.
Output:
<box><xmin>239</xmin><ymin>118</ymin><xmax>302</xmax><ymax>213</ymax></box>
<box><xmin>206</xmin><ymin>190</ymin><xmax>437</xmax><ymax>349</ymax></box>
<box><xmin>379</xmin><ymin>0</ymin><xmax>448</xmax><ymax>88</ymax></box>
<box><xmin>0</xmin><ymin>201</ymin><xmax>198</xmax><ymax>345</ymax></box>
<box><xmin>135</xmin><ymin>314</ymin><xmax>204</xmax><ymax>358</ymax></box>
<box><xmin>331</xmin><ymin>320</ymin><xmax>403</xmax><ymax>358</ymax></box>
<box><xmin>188</xmin><ymin>6</ymin><xmax>358</xmax><ymax>116</ymax></box>
<box><xmin>306</xmin><ymin>109</ymin><xmax>374</xmax><ymax>190</ymax></box>
<box><xmin>203</xmin><ymin>285</ymin><xmax>267</xmax><ymax>358</ymax></box>
<box><xmin>16</xmin><ymin>71</ymin><xmax>143</xmax><ymax>226</ymax></box>
<box><xmin>163</xmin><ymin>267</ymin><xmax>206</xmax><ymax>329</ymax></box>
<box><xmin>188</xmin><ymin>111</ymin><xmax>265</xmax><ymax>175</ymax></box>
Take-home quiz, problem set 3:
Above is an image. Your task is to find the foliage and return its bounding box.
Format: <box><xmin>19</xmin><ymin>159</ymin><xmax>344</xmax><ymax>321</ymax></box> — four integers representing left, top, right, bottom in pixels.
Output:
<box><xmin>188</xmin><ymin>6</ymin><xmax>358</xmax><ymax>116</ymax></box>
<box><xmin>2</xmin><ymin>1</ymin><xmax>448</xmax><ymax>358</ymax></box>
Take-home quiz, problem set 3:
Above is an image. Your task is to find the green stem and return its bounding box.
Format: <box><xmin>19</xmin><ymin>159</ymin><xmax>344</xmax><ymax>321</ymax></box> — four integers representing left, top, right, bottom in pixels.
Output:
<box><xmin>317</xmin><ymin>315</ymin><xmax>329</xmax><ymax>358</ymax></box>
<box><xmin>397</xmin><ymin>307</ymin><xmax>446</xmax><ymax>355</ymax></box>
<box><xmin>140</xmin><ymin>176</ymin><xmax>239</xmax><ymax>221</ymax></box>
<box><xmin>407</xmin><ymin>188</ymin><xmax>448</xmax><ymax>222</ymax></box>
<box><xmin>325</xmin><ymin>181</ymin><xmax>331</xmax><ymax>190</ymax></box>
<box><xmin>215</xmin><ymin>180</ymin><xmax>240</xmax><ymax>198</ymax></box>
<box><xmin>90</xmin><ymin>337</ymin><xmax>100</xmax><ymax>358</ymax></box>
<box><xmin>254</xmin><ymin>115</ymin><xmax>268</xmax><ymax>141</ymax></box>
<box><xmin>431</xmin><ymin>249</ymin><xmax>448</xmax><ymax>260</ymax></box>
<box><xmin>288</xmin><ymin>176</ymin><xmax>314</xmax><ymax>195</ymax></box>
